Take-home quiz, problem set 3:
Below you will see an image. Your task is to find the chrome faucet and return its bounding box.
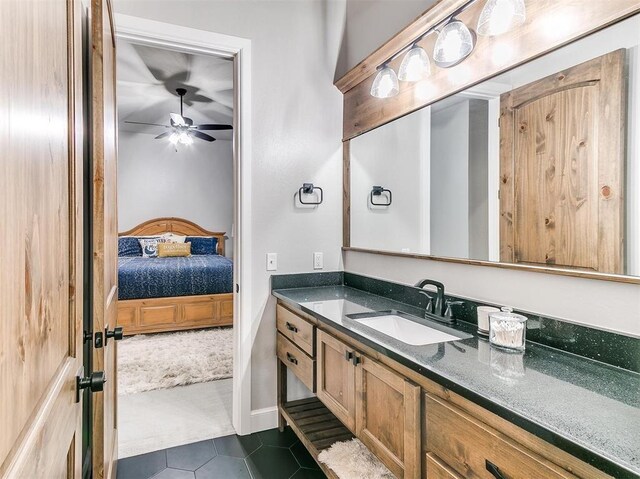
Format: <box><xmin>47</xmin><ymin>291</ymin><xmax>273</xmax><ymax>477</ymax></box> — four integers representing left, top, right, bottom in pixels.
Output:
<box><xmin>415</xmin><ymin>279</ymin><xmax>446</xmax><ymax>317</ymax></box>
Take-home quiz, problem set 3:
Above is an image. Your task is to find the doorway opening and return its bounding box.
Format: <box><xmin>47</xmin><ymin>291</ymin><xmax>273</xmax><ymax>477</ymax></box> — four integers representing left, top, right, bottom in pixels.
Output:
<box><xmin>113</xmin><ymin>16</ymin><xmax>252</xmax><ymax>458</ymax></box>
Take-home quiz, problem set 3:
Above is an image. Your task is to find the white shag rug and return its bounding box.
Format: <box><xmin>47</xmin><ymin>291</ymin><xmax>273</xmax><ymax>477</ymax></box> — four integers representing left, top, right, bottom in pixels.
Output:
<box><xmin>318</xmin><ymin>438</ymin><xmax>396</xmax><ymax>479</ymax></box>
<box><xmin>118</xmin><ymin>328</ymin><xmax>233</xmax><ymax>395</ymax></box>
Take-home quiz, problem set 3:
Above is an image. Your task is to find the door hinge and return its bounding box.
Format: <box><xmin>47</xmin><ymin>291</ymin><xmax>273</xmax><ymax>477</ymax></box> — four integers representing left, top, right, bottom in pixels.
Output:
<box><xmin>84</xmin><ymin>330</ymin><xmax>103</xmax><ymax>349</ymax></box>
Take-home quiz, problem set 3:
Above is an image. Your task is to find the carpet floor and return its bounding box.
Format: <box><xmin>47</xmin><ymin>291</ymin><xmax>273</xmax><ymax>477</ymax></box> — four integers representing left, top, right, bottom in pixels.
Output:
<box><xmin>118</xmin><ymin>379</ymin><xmax>235</xmax><ymax>458</ymax></box>
<box><xmin>118</xmin><ymin>327</ymin><xmax>233</xmax><ymax>395</ymax></box>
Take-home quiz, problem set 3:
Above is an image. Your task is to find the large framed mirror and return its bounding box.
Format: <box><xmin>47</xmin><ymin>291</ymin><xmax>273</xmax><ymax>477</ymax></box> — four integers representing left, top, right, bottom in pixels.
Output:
<box><xmin>348</xmin><ymin>12</ymin><xmax>640</xmax><ymax>282</ymax></box>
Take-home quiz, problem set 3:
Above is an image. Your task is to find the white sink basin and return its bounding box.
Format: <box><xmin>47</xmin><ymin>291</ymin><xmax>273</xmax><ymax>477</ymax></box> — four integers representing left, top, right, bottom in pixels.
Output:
<box><xmin>350</xmin><ymin>313</ymin><xmax>467</xmax><ymax>346</ymax></box>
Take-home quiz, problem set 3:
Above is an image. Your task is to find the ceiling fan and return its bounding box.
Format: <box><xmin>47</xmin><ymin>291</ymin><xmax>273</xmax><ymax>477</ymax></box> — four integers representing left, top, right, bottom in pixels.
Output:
<box><xmin>124</xmin><ymin>88</ymin><xmax>232</xmax><ymax>145</ymax></box>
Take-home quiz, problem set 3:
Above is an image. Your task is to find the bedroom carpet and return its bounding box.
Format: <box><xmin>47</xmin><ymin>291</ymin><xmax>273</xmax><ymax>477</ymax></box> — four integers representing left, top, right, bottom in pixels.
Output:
<box><xmin>118</xmin><ymin>379</ymin><xmax>235</xmax><ymax>458</ymax></box>
<box><xmin>118</xmin><ymin>327</ymin><xmax>233</xmax><ymax>395</ymax></box>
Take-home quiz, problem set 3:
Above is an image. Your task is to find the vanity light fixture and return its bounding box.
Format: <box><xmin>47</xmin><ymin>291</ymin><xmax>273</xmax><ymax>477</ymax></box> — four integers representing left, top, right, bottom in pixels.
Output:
<box><xmin>368</xmin><ymin>0</ymin><xmax>527</xmax><ymax>98</ymax></box>
<box><xmin>371</xmin><ymin>65</ymin><xmax>400</xmax><ymax>98</ymax></box>
<box><xmin>398</xmin><ymin>44</ymin><xmax>431</xmax><ymax>82</ymax></box>
<box><xmin>433</xmin><ymin>19</ymin><xmax>477</xmax><ymax>68</ymax></box>
<box><xmin>477</xmin><ymin>0</ymin><xmax>526</xmax><ymax>36</ymax></box>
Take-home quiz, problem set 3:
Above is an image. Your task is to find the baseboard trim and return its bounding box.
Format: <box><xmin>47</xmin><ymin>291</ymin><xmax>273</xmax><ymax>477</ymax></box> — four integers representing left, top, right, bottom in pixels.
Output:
<box><xmin>250</xmin><ymin>406</ymin><xmax>279</xmax><ymax>433</ymax></box>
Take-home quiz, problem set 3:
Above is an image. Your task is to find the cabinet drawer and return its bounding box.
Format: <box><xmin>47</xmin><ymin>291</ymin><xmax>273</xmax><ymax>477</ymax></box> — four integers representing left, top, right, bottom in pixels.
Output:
<box><xmin>426</xmin><ymin>454</ymin><xmax>463</xmax><ymax>479</ymax></box>
<box><xmin>425</xmin><ymin>395</ymin><xmax>577</xmax><ymax>479</ymax></box>
<box><xmin>276</xmin><ymin>304</ymin><xmax>315</xmax><ymax>356</ymax></box>
<box><xmin>277</xmin><ymin>333</ymin><xmax>316</xmax><ymax>392</ymax></box>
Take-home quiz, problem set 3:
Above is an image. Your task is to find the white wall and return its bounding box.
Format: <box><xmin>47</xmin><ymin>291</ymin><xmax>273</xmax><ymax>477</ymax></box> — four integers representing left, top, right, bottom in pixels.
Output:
<box><xmin>118</xmin><ymin>131</ymin><xmax>235</xmax><ymax>257</ymax></box>
<box><xmin>350</xmin><ymin>107</ymin><xmax>430</xmax><ymax>253</ymax></box>
<box><xmin>430</xmin><ymin>101</ymin><xmax>469</xmax><ymax>258</ymax></box>
<box><xmin>468</xmin><ymin>99</ymin><xmax>489</xmax><ymax>261</ymax></box>
<box><xmin>113</xmin><ymin>0</ymin><xmax>346</xmax><ymax>412</ymax></box>
<box><xmin>335</xmin><ymin>0</ymin><xmax>438</xmax><ymax>79</ymax></box>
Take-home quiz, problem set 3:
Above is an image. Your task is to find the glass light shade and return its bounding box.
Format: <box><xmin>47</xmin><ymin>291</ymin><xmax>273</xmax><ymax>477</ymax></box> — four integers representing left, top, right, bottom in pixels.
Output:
<box><xmin>370</xmin><ymin>66</ymin><xmax>399</xmax><ymax>98</ymax></box>
<box><xmin>398</xmin><ymin>46</ymin><xmax>431</xmax><ymax>82</ymax></box>
<box><xmin>477</xmin><ymin>0</ymin><xmax>526</xmax><ymax>36</ymax></box>
<box><xmin>178</xmin><ymin>132</ymin><xmax>193</xmax><ymax>145</ymax></box>
<box><xmin>433</xmin><ymin>20</ymin><xmax>476</xmax><ymax>68</ymax></box>
<box><xmin>169</xmin><ymin>132</ymin><xmax>180</xmax><ymax>145</ymax></box>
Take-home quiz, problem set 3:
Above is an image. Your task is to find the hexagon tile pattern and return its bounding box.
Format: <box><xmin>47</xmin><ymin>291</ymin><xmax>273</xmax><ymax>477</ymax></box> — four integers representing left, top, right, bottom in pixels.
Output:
<box><xmin>117</xmin><ymin>427</ymin><xmax>327</xmax><ymax>479</ymax></box>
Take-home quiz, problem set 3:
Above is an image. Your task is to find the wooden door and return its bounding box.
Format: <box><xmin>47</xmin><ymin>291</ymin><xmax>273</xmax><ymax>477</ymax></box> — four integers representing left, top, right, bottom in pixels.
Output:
<box><xmin>0</xmin><ymin>0</ymin><xmax>85</xmax><ymax>477</ymax></box>
<box><xmin>316</xmin><ymin>330</ymin><xmax>357</xmax><ymax>432</ymax></box>
<box><xmin>500</xmin><ymin>50</ymin><xmax>626</xmax><ymax>274</ymax></box>
<box><xmin>355</xmin><ymin>356</ymin><xmax>420</xmax><ymax>479</ymax></box>
<box><xmin>91</xmin><ymin>0</ymin><xmax>119</xmax><ymax>477</ymax></box>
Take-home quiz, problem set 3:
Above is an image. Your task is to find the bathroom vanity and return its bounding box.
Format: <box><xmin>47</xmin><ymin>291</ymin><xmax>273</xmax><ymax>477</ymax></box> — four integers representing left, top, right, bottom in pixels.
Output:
<box><xmin>272</xmin><ymin>273</ymin><xmax>639</xmax><ymax>479</ymax></box>
<box><xmin>271</xmin><ymin>1</ymin><xmax>640</xmax><ymax>477</ymax></box>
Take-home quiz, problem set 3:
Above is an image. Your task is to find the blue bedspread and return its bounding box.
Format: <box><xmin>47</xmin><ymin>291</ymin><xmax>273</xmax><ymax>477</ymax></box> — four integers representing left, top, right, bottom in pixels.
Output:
<box><xmin>118</xmin><ymin>255</ymin><xmax>233</xmax><ymax>300</ymax></box>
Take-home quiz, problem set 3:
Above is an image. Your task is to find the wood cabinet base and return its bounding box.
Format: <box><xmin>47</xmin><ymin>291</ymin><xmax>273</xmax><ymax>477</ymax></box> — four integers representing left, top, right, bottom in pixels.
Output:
<box><xmin>117</xmin><ymin>293</ymin><xmax>233</xmax><ymax>335</ymax></box>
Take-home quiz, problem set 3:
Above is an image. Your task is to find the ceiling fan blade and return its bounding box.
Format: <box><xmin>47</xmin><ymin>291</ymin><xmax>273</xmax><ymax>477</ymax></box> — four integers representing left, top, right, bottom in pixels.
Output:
<box><xmin>192</xmin><ymin>131</ymin><xmax>216</xmax><ymax>142</ymax></box>
<box><xmin>155</xmin><ymin>132</ymin><xmax>171</xmax><ymax>140</ymax></box>
<box><xmin>170</xmin><ymin>112</ymin><xmax>186</xmax><ymax>126</ymax></box>
<box><xmin>124</xmin><ymin>120</ymin><xmax>170</xmax><ymax>127</ymax></box>
<box><xmin>196</xmin><ymin>124</ymin><xmax>233</xmax><ymax>131</ymax></box>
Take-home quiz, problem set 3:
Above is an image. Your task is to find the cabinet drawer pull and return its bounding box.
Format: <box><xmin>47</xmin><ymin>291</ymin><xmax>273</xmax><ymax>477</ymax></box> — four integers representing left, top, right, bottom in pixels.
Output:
<box><xmin>285</xmin><ymin>322</ymin><xmax>298</xmax><ymax>333</ymax></box>
<box><xmin>486</xmin><ymin>460</ymin><xmax>506</xmax><ymax>479</ymax></box>
<box><xmin>286</xmin><ymin>352</ymin><xmax>298</xmax><ymax>365</ymax></box>
<box><xmin>352</xmin><ymin>354</ymin><xmax>361</xmax><ymax>366</ymax></box>
<box><xmin>345</xmin><ymin>350</ymin><xmax>354</xmax><ymax>361</ymax></box>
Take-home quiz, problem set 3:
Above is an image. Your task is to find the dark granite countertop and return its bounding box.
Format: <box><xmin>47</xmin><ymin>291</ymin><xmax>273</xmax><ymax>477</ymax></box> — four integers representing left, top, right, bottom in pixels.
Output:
<box><xmin>272</xmin><ymin>284</ymin><xmax>640</xmax><ymax>478</ymax></box>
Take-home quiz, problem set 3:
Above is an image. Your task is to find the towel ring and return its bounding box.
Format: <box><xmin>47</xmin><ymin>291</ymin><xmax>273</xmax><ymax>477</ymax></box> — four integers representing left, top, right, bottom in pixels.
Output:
<box><xmin>298</xmin><ymin>183</ymin><xmax>323</xmax><ymax>205</ymax></box>
<box><xmin>370</xmin><ymin>185</ymin><xmax>392</xmax><ymax>206</ymax></box>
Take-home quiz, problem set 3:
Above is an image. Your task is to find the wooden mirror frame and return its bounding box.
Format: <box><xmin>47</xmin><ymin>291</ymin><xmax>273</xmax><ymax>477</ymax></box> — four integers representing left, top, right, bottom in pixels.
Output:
<box><xmin>337</xmin><ymin>0</ymin><xmax>640</xmax><ymax>284</ymax></box>
<box><xmin>119</xmin><ymin>217</ymin><xmax>227</xmax><ymax>256</ymax></box>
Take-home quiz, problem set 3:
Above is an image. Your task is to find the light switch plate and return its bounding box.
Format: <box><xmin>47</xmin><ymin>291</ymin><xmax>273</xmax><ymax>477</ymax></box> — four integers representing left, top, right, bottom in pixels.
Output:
<box><xmin>266</xmin><ymin>253</ymin><xmax>277</xmax><ymax>271</ymax></box>
<box><xmin>313</xmin><ymin>252</ymin><xmax>323</xmax><ymax>270</ymax></box>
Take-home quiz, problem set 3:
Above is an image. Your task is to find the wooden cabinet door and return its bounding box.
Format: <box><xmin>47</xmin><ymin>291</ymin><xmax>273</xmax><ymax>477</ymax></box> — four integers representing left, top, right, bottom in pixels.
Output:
<box><xmin>91</xmin><ymin>1</ymin><xmax>119</xmax><ymax>477</ymax></box>
<box><xmin>500</xmin><ymin>50</ymin><xmax>626</xmax><ymax>274</ymax></box>
<box><xmin>355</xmin><ymin>356</ymin><xmax>420</xmax><ymax>479</ymax></box>
<box><xmin>0</xmin><ymin>0</ymin><xmax>85</xmax><ymax>476</ymax></box>
<box><xmin>316</xmin><ymin>330</ymin><xmax>357</xmax><ymax>431</ymax></box>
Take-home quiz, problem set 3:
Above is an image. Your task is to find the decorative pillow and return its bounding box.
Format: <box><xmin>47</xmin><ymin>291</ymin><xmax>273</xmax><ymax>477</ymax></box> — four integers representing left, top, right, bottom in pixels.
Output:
<box><xmin>186</xmin><ymin>236</ymin><xmax>218</xmax><ymax>255</ymax></box>
<box><xmin>118</xmin><ymin>237</ymin><xmax>142</xmax><ymax>257</ymax></box>
<box><xmin>161</xmin><ymin>232</ymin><xmax>187</xmax><ymax>243</ymax></box>
<box><xmin>138</xmin><ymin>237</ymin><xmax>169</xmax><ymax>258</ymax></box>
<box><xmin>158</xmin><ymin>242</ymin><xmax>191</xmax><ymax>257</ymax></box>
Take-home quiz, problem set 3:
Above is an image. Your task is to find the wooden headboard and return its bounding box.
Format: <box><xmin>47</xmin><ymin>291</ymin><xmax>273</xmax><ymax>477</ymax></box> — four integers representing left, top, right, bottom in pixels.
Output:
<box><xmin>119</xmin><ymin>217</ymin><xmax>226</xmax><ymax>256</ymax></box>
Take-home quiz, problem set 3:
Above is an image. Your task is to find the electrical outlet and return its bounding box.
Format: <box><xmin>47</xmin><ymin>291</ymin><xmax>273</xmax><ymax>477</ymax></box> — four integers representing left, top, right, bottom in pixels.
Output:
<box><xmin>266</xmin><ymin>253</ymin><xmax>278</xmax><ymax>271</ymax></box>
<box><xmin>313</xmin><ymin>252</ymin><xmax>323</xmax><ymax>270</ymax></box>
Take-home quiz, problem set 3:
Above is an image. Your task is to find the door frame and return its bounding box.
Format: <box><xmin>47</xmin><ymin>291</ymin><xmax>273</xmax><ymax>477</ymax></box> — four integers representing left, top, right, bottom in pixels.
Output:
<box><xmin>114</xmin><ymin>14</ymin><xmax>253</xmax><ymax>435</ymax></box>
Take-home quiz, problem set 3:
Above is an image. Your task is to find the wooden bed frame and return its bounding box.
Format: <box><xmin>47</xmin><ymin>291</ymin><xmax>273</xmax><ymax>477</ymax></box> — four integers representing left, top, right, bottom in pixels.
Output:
<box><xmin>117</xmin><ymin>217</ymin><xmax>233</xmax><ymax>335</ymax></box>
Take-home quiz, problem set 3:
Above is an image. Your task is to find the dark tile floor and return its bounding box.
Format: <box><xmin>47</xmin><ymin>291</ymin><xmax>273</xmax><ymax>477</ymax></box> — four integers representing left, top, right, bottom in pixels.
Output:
<box><xmin>117</xmin><ymin>427</ymin><xmax>327</xmax><ymax>479</ymax></box>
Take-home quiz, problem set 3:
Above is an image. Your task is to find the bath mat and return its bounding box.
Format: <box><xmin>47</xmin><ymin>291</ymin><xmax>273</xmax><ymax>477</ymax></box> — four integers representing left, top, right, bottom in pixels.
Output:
<box><xmin>318</xmin><ymin>438</ymin><xmax>396</xmax><ymax>479</ymax></box>
<box><xmin>118</xmin><ymin>327</ymin><xmax>233</xmax><ymax>395</ymax></box>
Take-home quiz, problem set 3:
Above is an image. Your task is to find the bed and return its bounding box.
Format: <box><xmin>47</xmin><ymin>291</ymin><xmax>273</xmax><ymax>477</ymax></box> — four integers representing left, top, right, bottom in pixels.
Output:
<box><xmin>116</xmin><ymin>217</ymin><xmax>234</xmax><ymax>335</ymax></box>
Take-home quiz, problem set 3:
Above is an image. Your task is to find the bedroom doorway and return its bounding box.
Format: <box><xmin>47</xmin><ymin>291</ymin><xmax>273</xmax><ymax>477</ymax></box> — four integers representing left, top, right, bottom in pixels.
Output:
<box><xmin>113</xmin><ymin>21</ymin><xmax>249</xmax><ymax>458</ymax></box>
